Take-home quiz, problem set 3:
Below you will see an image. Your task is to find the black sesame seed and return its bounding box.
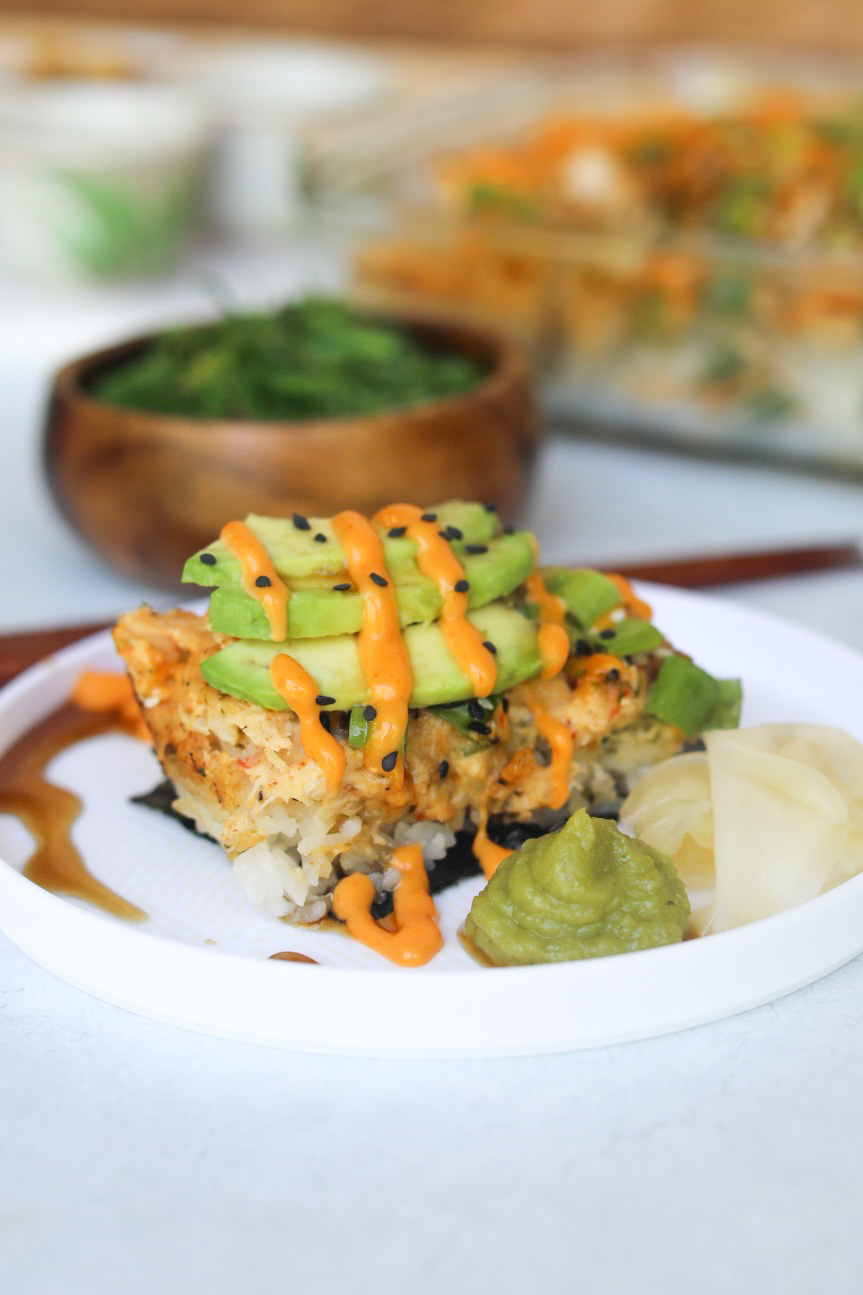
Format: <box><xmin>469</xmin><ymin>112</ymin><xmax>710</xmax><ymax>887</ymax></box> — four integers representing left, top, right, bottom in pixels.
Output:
<box><xmin>503</xmin><ymin>525</ymin><xmax>514</xmax><ymax>535</ymax></box>
<box><xmin>454</xmin><ymin>579</ymin><xmax>469</xmax><ymax>593</ymax></box>
<box><xmin>465</xmin><ymin>544</ymin><xmax>487</xmax><ymax>555</ymax></box>
<box><xmin>484</xmin><ymin>501</ymin><xmax>497</xmax><ymax>512</ymax></box>
<box><xmin>482</xmin><ymin>640</ymin><xmax>497</xmax><ymax>655</ymax></box>
<box><xmin>381</xmin><ymin>751</ymin><xmax>398</xmax><ymax>772</ymax></box>
<box><xmin>438</xmin><ymin>530</ymin><xmax>448</xmax><ymax>540</ymax></box>
<box><xmin>363</xmin><ymin>705</ymin><xmax>377</xmax><ymax>721</ymax></box>
<box><xmin>315</xmin><ymin>694</ymin><xmax>335</xmax><ymax>707</ymax></box>
<box><xmin>292</xmin><ymin>513</ymin><xmax>311</xmax><ymax>531</ymax></box>
<box><xmin>575</xmin><ymin>638</ymin><xmax>594</xmax><ymax>657</ymax></box>
<box><xmin>255</xmin><ymin>575</ymin><xmax>272</xmax><ymax>588</ymax></box>
<box><xmin>501</xmin><ymin>697</ymin><xmax>510</xmax><ymax>713</ymax></box>
<box><xmin>468</xmin><ymin>699</ymin><xmax>485</xmax><ymax>720</ymax></box>
<box><xmin>468</xmin><ymin>721</ymin><xmax>492</xmax><ymax>735</ymax></box>
<box><xmin>388</xmin><ymin>526</ymin><xmax>406</xmax><ymax>538</ymax></box>
<box><xmin>314</xmin><ymin>532</ymin><xmax>327</xmax><ymax>543</ymax></box>
<box><xmin>599</xmin><ymin>629</ymin><xmax>615</xmax><ymax>640</ymax></box>
<box><xmin>445</xmin><ymin>525</ymin><xmax>463</xmax><ymax>540</ymax></box>
<box><xmin>438</xmin><ymin>759</ymin><xmax>449</xmax><ymax>779</ymax></box>
<box><xmin>319</xmin><ymin>712</ymin><xmax>332</xmax><ymax>733</ymax></box>
<box><xmin>257</xmin><ymin>790</ymin><xmax>264</xmax><ymax>801</ymax></box>
<box><xmin>420</xmin><ymin>512</ymin><xmax>437</xmax><ymax>522</ymax></box>
<box><xmin>332</xmin><ymin>582</ymin><xmax>351</xmax><ymax>592</ymax></box>
<box><xmin>370</xmin><ymin>572</ymin><xmax>388</xmax><ymax>587</ymax></box>
<box><xmin>199</xmin><ymin>552</ymin><xmax>217</xmax><ymax>565</ymax></box>
<box><xmin>607</xmin><ymin>668</ymin><xmax>621</xmax><ymax>682</ymax></box>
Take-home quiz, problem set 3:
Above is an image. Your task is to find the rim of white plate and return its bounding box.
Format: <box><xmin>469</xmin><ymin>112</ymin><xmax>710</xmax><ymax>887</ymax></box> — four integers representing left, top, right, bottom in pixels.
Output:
<box><xmin>1</xmin><ymin>583</ymin><xmax>862</xmax><ymax>1057</ymax></box>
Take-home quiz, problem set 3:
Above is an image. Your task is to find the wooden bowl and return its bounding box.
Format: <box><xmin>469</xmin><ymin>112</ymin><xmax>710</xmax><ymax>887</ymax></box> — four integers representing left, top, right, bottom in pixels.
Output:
<box><xmin>43</xmin><ymin>316</ymin><xmax>541</xmax><ymax>590</ymax></box>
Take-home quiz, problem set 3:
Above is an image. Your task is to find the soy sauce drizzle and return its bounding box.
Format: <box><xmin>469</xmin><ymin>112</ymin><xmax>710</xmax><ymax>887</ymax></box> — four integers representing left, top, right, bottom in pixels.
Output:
<box><xmin>0</xmin><ymin>702</ymin><xmax>145</xmax><ymax>920</ymax></box>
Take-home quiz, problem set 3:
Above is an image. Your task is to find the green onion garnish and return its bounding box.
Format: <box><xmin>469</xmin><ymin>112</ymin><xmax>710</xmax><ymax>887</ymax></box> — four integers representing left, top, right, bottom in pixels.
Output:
<box><xmin>542</xmin><ymin>567</ymin><xmax>622</xmax><ymax>630</ymax></box>
<box><xmin>348</xmin><ymin>705</ymin><xmax>370</xmax><ymax>748</ymax></box>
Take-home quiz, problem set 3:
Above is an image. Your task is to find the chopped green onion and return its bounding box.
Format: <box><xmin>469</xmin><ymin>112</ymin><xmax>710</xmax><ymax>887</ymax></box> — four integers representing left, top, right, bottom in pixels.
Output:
<box><xmin>432</xmin><ymin>695</ymin><xmax>497</xmax><ymax>737</ymax></box>
<box><xmin>644</xmin><ymin>656</ymin><xmax>721</xmax><ymax>737</ymax></box>
<box><xmin>348</xmin><ymin>705</ymin><xmax>370</xmax><ymax>748</ymax></box>
<box><xmin>590</xmin><ymin>618</ymin><xmax>663</xmax><ymax>658</ymax></box>
<box><xmin>542</xmin><ymin>567</ymin><xmax>621</xmax><ymax>630</ymax></box>
<box><xmin>704</xmin><ymin>678</ymin><xmax>743</xmax><ymax>730</ymax></box>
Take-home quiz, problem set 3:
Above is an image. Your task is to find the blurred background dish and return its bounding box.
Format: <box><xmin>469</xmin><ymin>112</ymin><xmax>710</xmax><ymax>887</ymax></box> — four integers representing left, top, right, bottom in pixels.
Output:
<box><xmin>167</xmin><ymin>40</ymin><xmax>391</xmax><ymax>237</ymax></box>
<box><xmin>320</xmin><ymin>48</ymin><xmax>863</xmax><ymax>477</ymax></box>
<box><xmin>0</xmin><ymin>80</ymin><xmax>210</xmax><ymax>282</ymax></box>
<box><xmin>42</xmin><ymin>304</ymin><xmax>539</xmax><ymax>588</ymax></box>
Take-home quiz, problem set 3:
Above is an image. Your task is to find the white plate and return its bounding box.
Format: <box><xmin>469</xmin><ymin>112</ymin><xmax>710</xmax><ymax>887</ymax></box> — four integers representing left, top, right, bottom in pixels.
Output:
<box><xmin>2</xmin><ymin>585</ymin><xmax>863</xmax><ymax>1058</ymax></box>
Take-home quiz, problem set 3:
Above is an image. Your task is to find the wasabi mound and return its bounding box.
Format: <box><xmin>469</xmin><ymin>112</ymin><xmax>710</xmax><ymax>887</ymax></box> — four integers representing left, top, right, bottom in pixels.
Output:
<box><xmin>464</xmin><ymin>809</ymin><xmax>690</xmax><ymax>965</ymax></box>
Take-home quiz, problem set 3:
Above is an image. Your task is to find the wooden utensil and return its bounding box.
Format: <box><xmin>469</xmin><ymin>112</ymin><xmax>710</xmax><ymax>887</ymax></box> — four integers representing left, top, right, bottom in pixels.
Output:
<box><xmin>2</xmin><ymin>539</ymin><xmax>859</xmax><ymax>688</ymax></box>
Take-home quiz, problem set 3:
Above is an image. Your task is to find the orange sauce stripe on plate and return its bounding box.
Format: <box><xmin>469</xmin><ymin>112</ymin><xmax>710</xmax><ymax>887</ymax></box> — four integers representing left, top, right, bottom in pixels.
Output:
<box><xmin>70</xmin><ymin>670</ymin><xmax>150</xmax><ymax>740</ymax></box>
<box><xmin>524</xmin><ymin>563</ymin><xmax>569</xmax><ymax>680</ymax></box>
<box><xmin>513</xmin><ymin>682</ymin><xmax>574</xmax><ymax>812</ymax></box>
<box><xmin>221</xmin><ymin>519</ymin><xmax>290</xmax><ymax>642</ymax></box>
<box><xmin>332</xmin><ymin>844</ymin><xmax>443</xmax><ymax>966</ymax></box>
<box><xmin>472</xmin><ymin>801</ymin><xmax>513</xmax><ymax>879</ymax></box>
<box><xmin>331</xmin><ymin>510</ymin><xmax>413</xmax><ymax>782</ymax></box>
<box><xmin>604</xmin><ymin>572</ymin><xmax>653</xmax><ymax>622</ymax></box>
<box><xmin>268</xmin><ymin>654</ymin><xmax>345</xmax><ymax>792</ymax></box>
<box><xmin>375</xmin><ymin>504</ymin><xmax>497</xmax><ymax>697</ymax></box>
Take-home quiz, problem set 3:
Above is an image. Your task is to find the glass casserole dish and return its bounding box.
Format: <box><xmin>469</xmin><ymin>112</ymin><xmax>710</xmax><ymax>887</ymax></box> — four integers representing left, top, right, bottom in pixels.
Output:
<box><xmin>312</xmin><ymin>49</ymin><xmax>863</xmax><ymax>476</ymax></box>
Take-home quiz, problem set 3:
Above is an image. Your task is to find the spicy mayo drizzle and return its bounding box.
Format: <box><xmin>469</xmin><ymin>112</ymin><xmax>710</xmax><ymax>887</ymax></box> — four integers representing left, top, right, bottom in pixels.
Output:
<box><xmin>603</xmin><ymin>573</ymin><xmax>653</xmax><ymax>623</ymax></box>
<box><xmin>221</xmin><ymin>520</ymin><xmax>290</xmax><ymax>641</ymax></box>
<box><xmin>268</xmin><ymin>654</ymin><xmax>345</xmax><ymax>792</ymax></box>
<box><xmin>331</xmin><ymin>509</ymin><xmax>413</xmax><ymax>784</ymax></box>
<box><xmin>331</xmin><ymin>843</ymin><xmax>443</xmax><ymax>966</ymax></box>
<box><xmin>375</xmin><ymin>504</ymin><xmax>497</xmax><ymax>697</ymax></box>
<box><xmin>472</xmin><ymin>796</ymin><xmax>513</xmax><ymax>879</ymax></box>
<box><xmin>524</xmin><ymin>552</ymin><xmax>570</xmax><ymax>681</ymax></box>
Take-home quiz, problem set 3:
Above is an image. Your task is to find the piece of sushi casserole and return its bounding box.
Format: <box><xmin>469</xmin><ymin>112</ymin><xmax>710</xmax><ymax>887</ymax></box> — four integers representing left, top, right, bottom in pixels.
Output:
<box><xmin>114</xmin><ymin>500</ymin><xmax>740</xmax><ymax>934</ymax></box>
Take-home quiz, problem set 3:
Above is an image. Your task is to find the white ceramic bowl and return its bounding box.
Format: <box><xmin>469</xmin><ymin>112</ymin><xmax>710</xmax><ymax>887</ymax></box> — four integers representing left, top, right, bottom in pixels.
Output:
<box><xmin>170</xmin><ymin>40</ymin><xmax>390</xmax><ymax>235</ymax></box>
<box><xmin>0</xmin><ymin>82</ymin><xmax>211</xmax><ymax>282</ymax></box>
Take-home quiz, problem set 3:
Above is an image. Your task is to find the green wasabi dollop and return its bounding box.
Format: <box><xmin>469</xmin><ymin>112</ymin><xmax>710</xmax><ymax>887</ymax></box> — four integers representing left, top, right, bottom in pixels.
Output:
<box><xmin>463</xmin><ymin>809</ymin><xmax>690</xmax><ymax>966</ymax></box>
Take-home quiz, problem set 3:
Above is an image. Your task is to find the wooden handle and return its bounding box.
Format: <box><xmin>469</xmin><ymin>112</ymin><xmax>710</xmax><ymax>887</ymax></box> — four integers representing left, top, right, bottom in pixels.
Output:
<box><xmin>0</xmin><ymin>619</ymin><xmax>113</xmax><ymax>689</ymax></box>
<box><xmin>0</xmin><ymin>540</ymin><xmax>860</xmax><ymax>688</ymax></box>
<box><xmin>607</xmin><ymin>541</ymin><xmax>863</xmax><ymax>588</ymax></box>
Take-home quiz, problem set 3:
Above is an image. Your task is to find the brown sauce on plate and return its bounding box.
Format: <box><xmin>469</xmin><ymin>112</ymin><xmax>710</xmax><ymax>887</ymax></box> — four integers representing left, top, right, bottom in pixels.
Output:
<box><xmin>0</xmin><ymin>701</ymin><xmax>145</xmax><ymax>920</ymax></box>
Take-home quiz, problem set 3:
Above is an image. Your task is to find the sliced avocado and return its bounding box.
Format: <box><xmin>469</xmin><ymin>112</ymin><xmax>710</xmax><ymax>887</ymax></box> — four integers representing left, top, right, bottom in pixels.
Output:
<box><xmin>200</xmin><ymin>604</ymin><xmax>543</xmax><ymax>711</ymax></box>
<box><xmin>207</xmin><ymin>531</ymin><xmax>535</xmax><ymax>639</ymax></box>
<box><xmin>183</xmin><ymin>500</ymin><xmax>502</xmax><ymax>588</ymax></box>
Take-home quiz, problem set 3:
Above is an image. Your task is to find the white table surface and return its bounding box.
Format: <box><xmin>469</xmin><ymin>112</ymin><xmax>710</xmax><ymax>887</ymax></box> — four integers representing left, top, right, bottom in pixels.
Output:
<box><xmin>2</xmin><ymin>248</ymin><xmax>863</xmax><ymax>1295</ymax></box>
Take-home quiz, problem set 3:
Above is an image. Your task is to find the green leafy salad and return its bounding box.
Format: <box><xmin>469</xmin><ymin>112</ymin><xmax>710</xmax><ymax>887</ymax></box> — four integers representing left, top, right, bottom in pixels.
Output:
<box><xmin>88</xmin><ymin>298</ymin><xmax>485</xmax><ymax>421</ymax></box>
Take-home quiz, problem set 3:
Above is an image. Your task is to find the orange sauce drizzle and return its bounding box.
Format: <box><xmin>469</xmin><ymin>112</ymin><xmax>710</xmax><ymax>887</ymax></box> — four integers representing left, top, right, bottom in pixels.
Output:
<box><xmin>375</xmin><ymin>504</ymin><xmax>497</xmax><ymax>697</ymax></box>
<box><xmin>221</xmin><ymin>520</ymin><xmax>290</xmax><ymax>641</ymax></box>
<box><xmin>331</xmin><ymin>510</ymin><xmax>413</xmax><ymax>784</ymax></box>
<box><xmin>70</xmin><ymin>671</ymin><xmax>150</xmax><ymax>742</ymax></box>
<box><xmin>331</xmin><ymin>843</ymin><xmax>443</xmax><ymax>967</ymax></box>
<box><xmin>472</xmin><ymin>794</ymin><xmax>513</xmax><ymax>879</ymax></box>
<box><xmin>268</xmin><ymin>654</ymin><xmax>345</xmax><ymax>792</ymax></box>
<box><xmin>604</xmin><ymin>573</ymin><xmax>653</xmax><ymax>622</ymax></box>
<box><xmin>529</xmin><ymin>706</ymin><xmax>573</xmax><ymax>811</ymax></box>
<box><xmin>574</xmin><ymin>652</ymin><xmax>625</xmax><ymax>682</ymax></box>
<box><xmin>525</xmin><ymin>568</ymin><xmax>570</xmax><ymax>679</ymax></box>
<box><xmin>513</xmin><ymin>683</ymin><xmax>574</xmax><ymax>812</ymax></box>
